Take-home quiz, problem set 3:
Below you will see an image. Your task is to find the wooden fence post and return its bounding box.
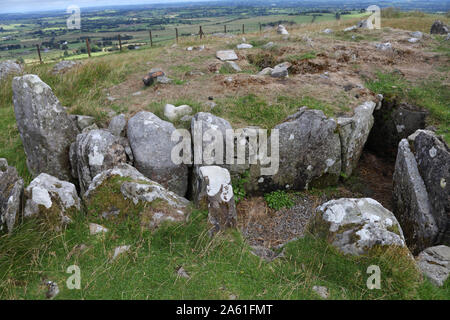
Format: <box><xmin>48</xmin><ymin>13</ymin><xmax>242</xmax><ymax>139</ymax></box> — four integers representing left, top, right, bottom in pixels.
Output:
<box><xmin>175</xmin><ymin>28</ymin><xmax>179</xmax><ymax>43</ymax></box>
<box><xmin>149</xmin><ymin>30</ymin><xmax>153</xmax><ymax>47</ymax></box>
<box><xmin>85</xmin><ymin>38</ymin><xmax>91</xmax><ymax>57</ymax></box>
<box><xmin>118</xmin><ymin>34</ymin><xmax>122</xmax><ymax>51</ymax></box>
<box><xmin>259</xmin><ymin>23</ymin><xmax>262</xmax><ymax>33</ymax></box>
<box><xmin>199</xmin><ymin>26</ymin><xmax>204</xmax><ymax>39</ymax></box>
<box><xmin>36</xmin><ymin>44</ymin><xmax>42</xmax><ymax>64</ymax></box>
<box><xmin>242</xmin><ymin>24</ymin><xmax>245</xmax><ymax>34</ymax></box>
<box><xmin>224</xmin><ymin>25</ymin><xmax>227</xmax><ymax>33</ymax></box>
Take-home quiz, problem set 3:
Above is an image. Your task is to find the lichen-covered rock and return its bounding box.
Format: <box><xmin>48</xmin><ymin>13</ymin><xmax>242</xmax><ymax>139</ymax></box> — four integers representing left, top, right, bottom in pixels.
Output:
<box><xmin>164</xmin><ymin>104</ymin><xmax>192</xmax><ymax>121</ymax></box>
<box><xmin>24</xmin><ymin>173</ymin><xmax>80</xmax><ymax>229</ymax></box>
<box><xmin>0</xmin><ymin>60</ymin><xmax>22</xmax><ymax>81</ymax></box>
<box><xmin>193</xmin><ymin>166</ymin><xmax>236</xmax><ymax>234</ymax></box>
<box><xmin>393</xmin><ymin>139</ymin><xmax>438</xmax><ymax>254</ymax></box>
<box><xmin>108</xmin><ymin>114</ymin><xmax>127</xmax><ymax>137</ymax></box>
<box><xmin>0</xmin><ymin>159</ymin><xmax>24</xmax><ymax>233</ymax></box>
<box><xmin>417</xmin><ymin>245</ymin><xmax>450</xmax><ymax>287</ymax></box>
<box><xmin>430</xmin><ymin>20</ymin><xmax>449</xmax><ymax>35</ymax></box>
<box><xmin>70</xmin><ymin>115</ymin><xmax>95</xmax><ymax>131</ymax></box>
<box><xmin>127</xmin><ymin>111</ymin><xmax>188</xmax><ymax>196</ymax></box>
<box><xmin>70</xmin><ymin>129</ymin><xmax>127</xmax><ymax>194</ymax></box>
<box><xmin>84</xmin><ymin>164</ymin><xmax>190</xmax><ymax>230</ymax></box>
<box><xmin>216</xmin><ymin>50</ymin><xmax>238</xmax><ymax>61</ymax></box>
<box><xmin>338</xmin><ymin>101</ymin><xmax>376</xmax><ymax>176</ymax></box>
<box><xmin>308</xmin><ymin>198</ymin><xmax>408</xmax><ymax>256</ymax></box>
<box><xmin>52</xmin><ymin>60</ymin><xmax>79</xmax><ymax>74</ymax></box>
<box><xmin>410</xmin><ymin>130</ymin><xmax>450</xmax><ymax>245</ymax></box>
<box><xmin>258</xmin><ymin>107</ymin><xmax>341</xmax><ymax>192</ymax></box>
<box><xmin>12</xmin><ymin>75</ymin><xmax>79</xmax><ymax>181</ymax></box>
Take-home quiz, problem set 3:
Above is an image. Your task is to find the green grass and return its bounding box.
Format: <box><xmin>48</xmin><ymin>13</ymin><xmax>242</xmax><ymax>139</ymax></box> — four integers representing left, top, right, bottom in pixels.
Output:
<box><xmin>1</xmin><ymin>209</ymin><xmax>448</xmax><ymax>299</ymax></box>
<box><xmin>264</xmin><ymin>190</ymin><xmax>294</xmax><ymax>211</ymax></box>
<box><xmin>365</xmin><ymin>72</ymin><xmax>450</xmax><ymax>143</ymax></box>
<box><xmin>214</xmin><ymin>94</ymin><xmax>336</xmax><ymax>130</ymax></box>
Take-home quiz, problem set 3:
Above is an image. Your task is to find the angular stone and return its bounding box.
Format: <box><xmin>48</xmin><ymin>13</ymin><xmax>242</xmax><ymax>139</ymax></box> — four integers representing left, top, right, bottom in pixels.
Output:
<box><xmin>0</xmin><ymin>159</ymin><xmax>24</xmax><ymax>233</ymax></box>
<box><xmin>308</xmin><ymin>198</ymin><xmax>408</xmax><ymax>256</ymax></box>
<box><xmin>393</xmin><ymin>139</ymin><xmax>438</xmax><ymax>254</ymax></box>
<box><xmin>411</xmin><ymin>130</ymin><xmax>450</xmax><ymax>245</ymax></box>
<box><xmin>52</xmin><ymin>60</ymin><xmax>79</xmax><ymax>74</ymax></box>
<box><xmin>84</xmin><ymin>164</ymin><xmax>190</xmax><ymax>230</ymax></box>
<box><xmin>236</xmin><ymin>43</ymin><xmax>253</xmax><ymax>49</ymax></box>
<box><xmin>338</xmin><ymin>101</ymin><xmax>376</xmax><ymax>176</ymax></box>
<box><xmin>70</xmin><ymin>115</ymin><xmax>95</xmax><ymax>131</ymax></box>
<box><xmin>194</xmin><ymin>166</ymin><xmax>236</xmax><ymax>234</ymax></box>
<box><xmin>224</xmin><ymin>61</ymin><xmax>242</xmax><ymax>73</ymax></box>
<box><xmin>0</xmin><ymin>60</ymin><xmax>22</xmax><ymax>81</ymax></box>
<box><xmin>70</xmin><ymin>129</ymin><xmax>127</xmax><ymax>194</ymax></box>
<box><xmin>127</xmin><ymin>111</ymin><xmax>188</xmax><ymax>196</ymax></box>
<box><xmin>24</xmin><ymin>173</ymin><xmax>80</xmax><ymax>229</ymax></box>
<box><xmin>417</xmin><ymin>245</ymin><xmax>450</xmax><ymax>287</ymax></box>
<box><xmin>164</xmin><ymin>104</ymin><xmax>192</xmax><ymax>121</ymax></box>
<box><xmin>216</xmin><ymin>50</ymin><xmax>238</xmax><ymax>61</ymax></box>
<box><xmin>108</xmin><ymin>114</ymin><xmax>127</xmax><ymax>137</ymax></box>
<box><xmin>12</xmin><ymin>75</ymin><xmax>79</xmax><ymax>181</ymax></box>
<box><xmin>89</xmin><ymin>223</ymin><xmax>108</xmax><ymax>235</ymax></box>
<box><xmin>430</xmin><ymin>20</ymin><xmax>449</xmax><ymax>35</ymax></box>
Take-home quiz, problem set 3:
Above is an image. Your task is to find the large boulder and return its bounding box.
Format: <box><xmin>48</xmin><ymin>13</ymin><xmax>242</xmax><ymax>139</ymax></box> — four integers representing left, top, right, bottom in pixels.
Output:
<box><xmin>393</xmin><ymin>139</ymin><xmax>438</xmax><ymax>253</ymax></box>
<box><xmin>430</xmin><ymin>20</ymin><xmax>449</xmax><ymax>35</ymax></box>
<box><xmin>337</xmin><ymin>101</ymin><xmax>376</xmax><ymax>176</ymax></box>
<box><xmin>12</xmin><ymin>75</ymin><xmax>79</xmax><ymax>181</ymax></box>
<box><xmin>308</xmin><ymin>198</ymin><xmax>408</xmax><ymax>256</ymax></box>
<box><xmin>69</xmin><ymin>129</ymin><xmax>127</xmax><ymax>194</ymax></box>
<box><xmin>0</xmin><ymin>159</ymin><xmax>24</xmax><ymax>233</ymax></box>
<box><xmin>192</xmin><ymin>166</ymin><xmax>236</xmax><ymax>234</ymax></box>
<box><xmin>0</xmin><ymin>60</ymin><xmax>22</xmax><ymax>81</ymax></box>
<box><xmin>127</xmin><ymin>111</ymin><xmax>188</xmax><ymax>196</ymax></box>
<box><xmin>24</xmin><ymin>173</ymin><xmax>80</xmax><ymax>230</ymax></box>
<box><xmin>255</xmin><ymin>107</ymin><xmax>341</xmax><ymax>192</ymax></box>
<box><xmin>410</xmin><ymin>130</ymin><xmax>450</xmax><ymax>245</ymax></box>
<box><xmin>393</xmin><ymin>130</ymin><xmax>449</xmax><ymax>253</ymax></box>
<box><xmin>84</xmin><ymin>164</ymin><xmax>190</xmax><ymax>230</ymax></box>
<box><xmin>417</xmin><ymin>245</ymin><xmax>450</xmax><ymax>287</ymax></box>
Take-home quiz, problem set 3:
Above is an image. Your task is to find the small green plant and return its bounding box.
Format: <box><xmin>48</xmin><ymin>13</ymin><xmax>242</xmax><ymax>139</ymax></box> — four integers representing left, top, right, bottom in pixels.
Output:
<box><xmin>264</xmin><ymin>190</ymin><xmax>294</xmax><ymax>211</ymax></box>
<box><xmin>232</xmin><ymin>171</ymin><xmax>250</xmax><ymax>203</ymax></box>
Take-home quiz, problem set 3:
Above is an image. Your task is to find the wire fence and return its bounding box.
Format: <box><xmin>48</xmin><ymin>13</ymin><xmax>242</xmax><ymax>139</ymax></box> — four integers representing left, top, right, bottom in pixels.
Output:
<box><xmin>26</xmin><ymin>21</ymin><xmax>285</xmax><ymax>64</ymax></box>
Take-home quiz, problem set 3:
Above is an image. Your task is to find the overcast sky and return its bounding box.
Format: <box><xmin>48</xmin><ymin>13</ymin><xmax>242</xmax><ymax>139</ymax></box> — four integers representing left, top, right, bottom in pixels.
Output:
<box><xmin>0</xmin><ymin>0</ymin><xmax>213</xmax><ymax>14</ymax></box>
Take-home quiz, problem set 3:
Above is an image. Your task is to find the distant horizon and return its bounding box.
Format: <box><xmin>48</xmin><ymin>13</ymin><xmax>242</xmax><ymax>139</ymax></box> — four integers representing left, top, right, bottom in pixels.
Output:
<box><xmin>0</xmin><ymin>0</ymin><xmax>212</xmax><ymax>14</ymax></box>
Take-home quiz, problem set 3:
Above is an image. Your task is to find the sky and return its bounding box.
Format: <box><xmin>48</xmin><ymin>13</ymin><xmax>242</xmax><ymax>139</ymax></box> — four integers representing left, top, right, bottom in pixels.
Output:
<box><xmin>0</xmin><ymin>0</ymin><xmax>212</xmax><ymax>14</ymax></box>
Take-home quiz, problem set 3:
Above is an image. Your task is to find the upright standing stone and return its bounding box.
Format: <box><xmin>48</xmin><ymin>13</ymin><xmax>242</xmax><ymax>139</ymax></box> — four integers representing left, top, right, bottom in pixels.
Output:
<box><xmin>0</xmin><ymin>159</ymin><xmax>24</xmax><ymax>233</ymax></box>
<box><xmin>12</xmin><ymin>75</ymin><xmax>79</xmax><ymax>181</ymax></box>
<box><xmin>127</xmin><ymin>111</ymin><xmax>188</xmax><ymax>196</ymax></box>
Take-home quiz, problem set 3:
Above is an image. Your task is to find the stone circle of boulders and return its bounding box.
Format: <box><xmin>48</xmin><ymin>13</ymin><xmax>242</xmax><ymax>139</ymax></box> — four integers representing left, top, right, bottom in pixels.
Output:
<box><xmin>416</xmin><ymin>245</ymin><xmax>450</xmax><ymax>287</ymax></box>
<box><xmin>24</xmin><ymin>173</ymin><xmax>80</xmax><ymax>229</ymax></box>
<box><xmin>430</xmin><ymin>20</ymin><xmax>449</xmax><ymax>35</ymax></box>
<box><xmin>127</xmin><ymin>111</ymin><xmax>188</xmax><ymax>196</ymax></box>
<box><xmin>308</xmin><ymin>198</ymin><xmax>408</xmax><ymax>256</ymax></box>
<box><xmin>12</xmin><ymin>74</ymin><xmax>79</xmax><ymax>181</ymax></box>
<box><xmin>0</xmin><ymin>60</ymin><xmax>23</xmax><ymax>81</ymax></box>
<box><xmin>393</xmin><ymin>130</ymin><xmax>449</xmax><ymax>254</ymax></box>
<box><xmin>69</xmin><ymin>129</ymin><xmax>127</xmax><ymax>194</ymax></box>
<box><xmin>0</xmin><ymin>159</ymin><xmax>24</xmax><ymax>233</ymax></box>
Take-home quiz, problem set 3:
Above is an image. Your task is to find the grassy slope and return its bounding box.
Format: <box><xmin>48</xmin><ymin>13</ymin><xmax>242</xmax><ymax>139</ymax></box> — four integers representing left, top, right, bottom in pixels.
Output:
<box><xmin>1</xmin><ymin>210</ymin><xmax>449</xmax><ymax>299</ymax></box>
<box><xmin>0</xmin><ymin>15</ymin><xmax>450</xmax><ymax>300</ymax></box>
